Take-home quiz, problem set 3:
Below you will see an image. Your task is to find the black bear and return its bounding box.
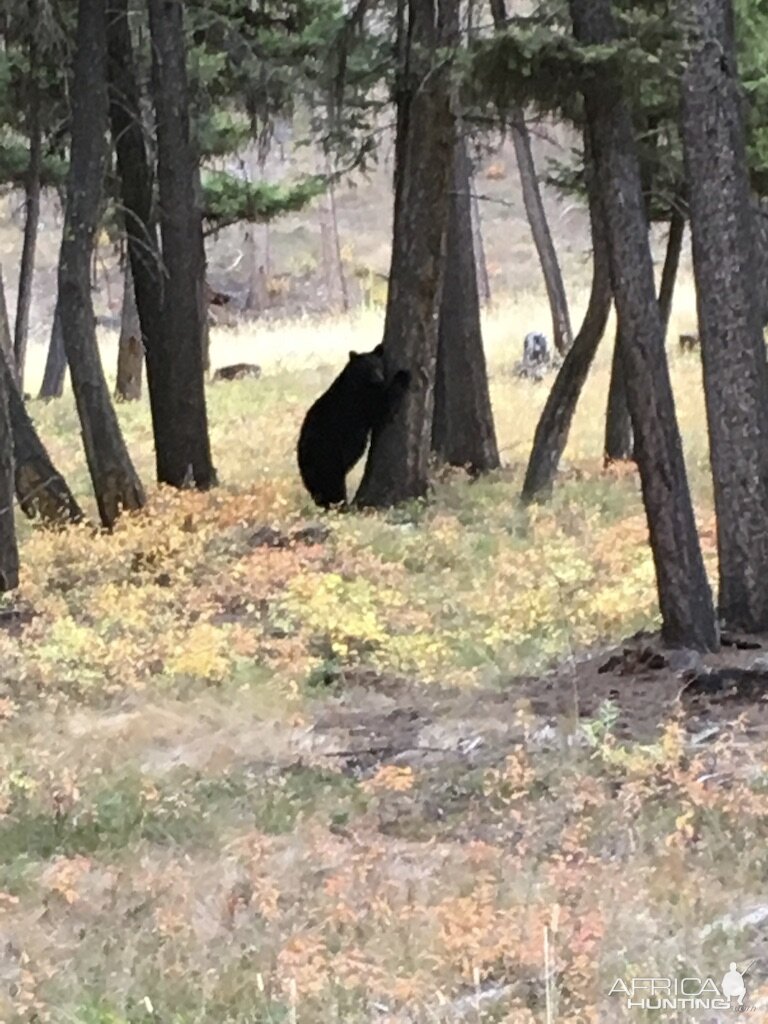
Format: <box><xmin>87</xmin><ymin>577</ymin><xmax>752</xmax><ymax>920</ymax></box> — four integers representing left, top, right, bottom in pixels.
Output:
<box><xmin>297</xmin><ymin>344</ymin><xmax>410</xmax><ymax>508</ymax></box>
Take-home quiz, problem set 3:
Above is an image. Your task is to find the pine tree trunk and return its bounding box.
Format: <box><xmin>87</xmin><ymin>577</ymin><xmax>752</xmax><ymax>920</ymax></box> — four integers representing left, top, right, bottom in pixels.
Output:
<box><xmin>0</xmin><ymin>266</ymin><xmax>12</xmax><ymax>364</ymax></box>
<box><xmin>106</xmin><ymin>0</ymin><xmax>170</xmax><ymax>479</ymax></box>
<box><xmin>432</xmin><ymin>134</ymin><xmax>499</xmax><ymax>472</ymax></box>
<box><xmin>603</xmin><ymin>209</ymin><xmax>684</xmax><ymax>464</ymax></box>
<box><xmin>115</xmin><ymin>262</ymin><xmax>143</xmax><ymax>401</ymax></box>
<box><xmin>681</xmin><ymin>0</ymin><xmax>768</xmax><ymax>632</ymax></box>
<box><xmin>603</xmin><ymin>327</ymin><xmax>633</xmax><ymax>463</ymax></box>
<box><xmin>570</xmin><ymin>0</ymin><xmax>718</xmax><ymax>651</ymax></box>
<box><xmin>521</xmin><ymin>144</ymin><xmax>613</xmax><ymax>502</ymax></box>
<box><xmin>488</xmin><ymin>0</ymin><xmax>570</xmax><ymax>351</ymax></box>
<box><xmin>470</xmin><ymin>182</ymin><xmax>492</xmax><ymax>306</ymax></box>
<box><xmin>59</xmin><ymin>0</ymin><xmax>145</xmax><ymax>529</ymax></box>
<box><xmin>509</xmin><ymin>106</ymin><xmax>573</xmax><ymax>354</ymax></box>
<box><xmin>328</xmin><ymin>179</ymin><xmax>349</xmax><ymax>313</ymax></box>
<box><xmin>0</xmin><ymin>345</ymin><xmax>19</xmax><ymax>592</ymax></box>
<box><xmin>38</xmin><ymin>298</ymin><xmax>67</xmax><ymax>399</ymax></box>
<box><xmin>0</xmin><ymin>347</ymin><xmax>83</xmax><ymax>524</ymax></box>
<box><xmin>148</xmin><ymin>0</ymin><xmax>216</xmax><ymax>488</ymax></box>
<box><xmin>244</xmin><ymin>229</ymin><xmax>265</xmax><ymax>313</ymax></box>
<box><xmin>318</xmin><ymin>153</ymin><xmax>349</xmax><ymax>313</ymax></box>
<box><xmin>13</xmin><ymin>4</ymin><xmax>43</xmax><ymax>391</ymax></box>
<box><xmin>658</xmin><ymin>204</ymin><xmax>685</xmax><ymax>330</ymax></box>
<box><xmin>355</xmin><ymin>0</ymin><xmax>457</xmax><ymax>507</ymax></box>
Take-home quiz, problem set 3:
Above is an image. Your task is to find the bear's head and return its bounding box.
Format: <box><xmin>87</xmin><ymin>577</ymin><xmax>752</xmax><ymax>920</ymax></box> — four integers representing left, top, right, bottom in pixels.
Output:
<box><xmin>346</xmin><ymin>347</ymin><xmax>386</xmax><ymax>388</ymax></box>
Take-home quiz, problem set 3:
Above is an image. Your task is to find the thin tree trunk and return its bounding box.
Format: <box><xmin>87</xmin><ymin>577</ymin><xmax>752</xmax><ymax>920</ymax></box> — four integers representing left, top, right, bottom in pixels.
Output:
<box><xmin>570</xmin><ymin>0</ymin><xmax>718</xmax><ymax>651</ymax></box>
<box><xmin>521</xmin><ymin>144</ymin><xmax>613</xmax><ymax>502</ymax></box>
<box><xmin>59</xmin><ymin>0</ymin><xmax>145</xmax><ymax>529</ymax></box>
<box><xmin>327</xmin><ymin>178</ymin><xmax>349</xmax><ymax>313</ymax></box>
<box><xmin>38</xmin><ymin>298</ymin><xmax>67</xmax><ymax>399</ymax></box>
<box><xmin>0</xmin><ymin>266</ymin><xmax>12</xmax><ymax>364</ymax></box>
<box><xmin>470</xmin><ymin>179</ymin><xmax>492</xmax><ymax>306</ymax></box>
<box><xmin>509</xmin><ymin>107</ymin><xmax>572</xmax><ymax>354</ymax></box>
<box><xmin>603</xmin><ymin>327</ymin><xmax>633</xmax><ymax>463</ymax></box>
<box><xmin>0</xmin><ymin>347</ymin><xmax>82</xmax><ymax>524</ymax></box>
<box><xmin>318</xmin><ymin>152</ymin><xmax>350</xmax><ymax>313</ymax></box>
<box><xmin>0</xmin><ymin>345</ymin><xmax>19</xmax><ymax>591</ymax></box>
<box><xmin>13</xmin><ymin>1</ymin><xmax>43</xmax><ymax>390</ymax></box>
<box><xmin>658</xmin><ymin>203</ymin><xmax>685</xmax><ymax>331</ymax></box>
<box><xmin>603</xmin><ymin>208</ymin><xmax>684</xmax><ymax>463</ymax></box>
<box><xmin>244</xmin><ymin>229</ymin><xmax>265</xmax><ymax>312</ymax></box>
<box><xmin>355</xmin><ymin>0</ymin><xmax>457</xmax><ymax>507</ymax></box>
<box><xmin>489</xmin><ymin>0</ymin><xmax>570</xmax><ymax>352</ymax></box>
<box><xmin>115</xmin><ymin>262</ymin><xmax>143</xmax><ymax>401</ymax></box>
<box><xmin>681</xmin><ymin>0</ymin><xmax>768</xmax><ymax>632</ymax></box>
<box><xmin>148</xmin><ymin>0</ymin><xmax>216</xmax><ymax>487</ymax></box>
<box><xmin>432</xmin><ymin>133</ymin><xmax>499</xmax><ymax>472</ymax></box>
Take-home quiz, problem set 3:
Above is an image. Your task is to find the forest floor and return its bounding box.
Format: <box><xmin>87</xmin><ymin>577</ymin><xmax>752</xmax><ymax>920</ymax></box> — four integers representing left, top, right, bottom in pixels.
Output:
<box><xmin>1</xmin><ymin>283</ymin><xmax>766</xmax><ymax>1024</ymax></box>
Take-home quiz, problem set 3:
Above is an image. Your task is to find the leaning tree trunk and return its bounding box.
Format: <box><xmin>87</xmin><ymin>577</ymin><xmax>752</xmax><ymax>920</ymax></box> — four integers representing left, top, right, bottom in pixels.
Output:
<box><xmin>489</xmin><ymin>0</ymin><xmax>571</xmax><ymax>353</ymax></box>
<box><xmin>432</xmin><ymin>133</ymin><xmax>499</xmax><ymax>472</ymax></box>
<box><xmin>148</xmin><ymin>0</ymin><xmax>216</xmax><ymax>488</ymax></box>
<box><xmin>509</xmin><ymin>105</ymin><xmax>573</xmax><ymax>355</ymax></box>
<box><xmin>13</xmin><ymin>5</ymin><xmax>43</xmax><ymax>391</ymax></box>
<box><xmin>521</xmin><ymin>131</ymin><xmax>613</xmax><ymax>502</ymax></box>
<box><xmin>0</xmin><ymin>347</ymin><xmax>83</xmax><ymax>524</ymax></box>
<box><xmin>38</xmin><ymin>298</ymin><xmax>67</xmax><ymax>399</ymax></box>
<box><xmin>0</xmin><ymin>266</ymin><xmax>12</xmax><ymax>364</ymax></box>
<box><xmin>355</xmin><ymin>0</ymin><xmax>457</xmax><ymax>507</ymax></box>
<box><xmin>604</xmin><ymin>205</ymin><xmax>684</xmax><ymax>464</ymax></box>
<box><xmin>59</xmin><ymin>0</ymin><xmax>145</xmax><ymax>528</ymax></box>
<box><xmin>0</xmin><ymin>345</ymin><xmax>19</xmax><ymax>592</ymax></box>
<box><xmin>115</xmin><ymin>262</ymin><xmax>143</xmax><ymax>401</ymax></box>
<box><xmin>570</xmin><ymin>0</ymin><xmax>718</xmax><ymax>651</ymax></box>
<box><xmin>681</xmin><ymin>0</ymin><xmax>768</xmax><ymax>632</ymax></box>
<box><xmin>603</xmin><ymin>327</ymin><xmax>633</xmax><ymax>463</ymax></box>
<box><xmin>658</xmin><ymin>203</ymin><xmax>685</xmax><ymax>330</ymax></box>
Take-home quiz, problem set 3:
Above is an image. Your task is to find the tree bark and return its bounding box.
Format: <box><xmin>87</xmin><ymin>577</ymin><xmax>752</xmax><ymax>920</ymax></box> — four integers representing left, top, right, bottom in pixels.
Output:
<box><xmin>0</xmin><ymin>347</ymin><xmax>83</xmax><ymax>524</ymax></box>
<box><xmin>355</xmin><ymin>0</ymin><xmax>456</xmax><ymax>507</ymax></box>
<box><xmin>115</xmin><ymin>262</ymin><xmax>143</xmax><ymax>401</ymax></box>
<box><xmin>570</xmin><ymin>0</ymin><xmax>718</xmax><ymax>651</ymax></box>
<box><xmin>244</xmin><ymin>229</ymin><xmax>266</xmax><ymax>313</ymax></box>
<box><xmin>13</xmin><ymin>0</ymin><xmax>43</xmax><ymax>390</ymax></box>
<box><xmin>658</xmin><ymin>204</ymin><xmax>685</xmax><ymax>330</ymax></box>
<box><xmin>603</xmin><ymin>207</ymin><xmax>684</xmax><ymax>464</ymax></box>
<box><xmin>489</xmin><ymin>0</ymin><xmax>570</xmax><ymax>352</ymax></box>
<box><xmin>432</xmin><ymin>134</ymin><xmax>499</xmax><ymax>472</ymax></box>
<box><xmin>0</xmin><ymin>266</ymin><xmax>12</xmax><ymax>364</ymax></box>
<box><xmin>38</xmin><ymin>298</ymin><xmax>67</xmax><ymax>399</ymax></box>
<box><xmin>59</xmin><ymin>0</ymin><xmax>145</xmax><ymax>529</ymax></box>
<box><xmin>603</xmin><ymin>327</ymin><xmax>633</xmax><ymax>463</ymax></box>
<box><xmin>509</xmin><ymin>106</ymin><xmax>573</xmax><ymax>354</ymax></box>
<box><xmin>0</xmin><ymin>344</ymin><xmax>19</xmax><ymax>592</ymax></box>
<box><xmin>521</xmin><ymin>146</ymin><xmax>613</xmax><ymax>502</ymax></box>
<box><xmin>148</xmin><ymin>0</ymin><xmax>216</xmax><ymax>487</ymax></box>
<box><xmin>106</xmin><ymin>0</ymin><xmax>168</xmax><ymax>476</ymax></box>
<box><xmin>681</xmin><ymin>0</ymin><xmax>768</xmax><ymax>632</ymax></box>
<box><xmin>470</xmin><ymin>181</ymin><xmax>492</xmax><ymax>306</ymax></box>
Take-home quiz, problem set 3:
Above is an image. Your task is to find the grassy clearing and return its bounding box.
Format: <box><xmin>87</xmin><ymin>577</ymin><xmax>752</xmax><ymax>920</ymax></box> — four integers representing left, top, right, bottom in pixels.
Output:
<box><xmin>3</xmin><ymin>279</ymin><xmax>764</xmax><ymax>1024</ymax></box>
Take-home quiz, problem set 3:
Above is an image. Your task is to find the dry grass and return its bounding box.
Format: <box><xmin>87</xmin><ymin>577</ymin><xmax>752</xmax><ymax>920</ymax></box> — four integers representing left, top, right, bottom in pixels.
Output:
<box><xmin>2</xmin><ymin>274</ymin><xmax>762</xmax><ymax>1024</ymax></box>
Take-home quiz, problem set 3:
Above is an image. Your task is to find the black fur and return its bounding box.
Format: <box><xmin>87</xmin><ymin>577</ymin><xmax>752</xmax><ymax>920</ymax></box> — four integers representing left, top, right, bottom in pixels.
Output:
<box><xmin>297</xmin><ymin>344</ymin><xmax>410</xmax><ymax>508</ymax></box>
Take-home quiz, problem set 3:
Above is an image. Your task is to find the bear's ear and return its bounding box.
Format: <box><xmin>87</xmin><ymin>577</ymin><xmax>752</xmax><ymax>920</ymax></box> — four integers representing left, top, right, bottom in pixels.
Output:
<box><xmin>348</xmin><ymin>350</ymin><xmax>359</xmax><ymax>361</ymax></box>
<box><xmin>372</xmin><ymin>343</ymin><xmax>384</xmax><ymax>356</ymax></box>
